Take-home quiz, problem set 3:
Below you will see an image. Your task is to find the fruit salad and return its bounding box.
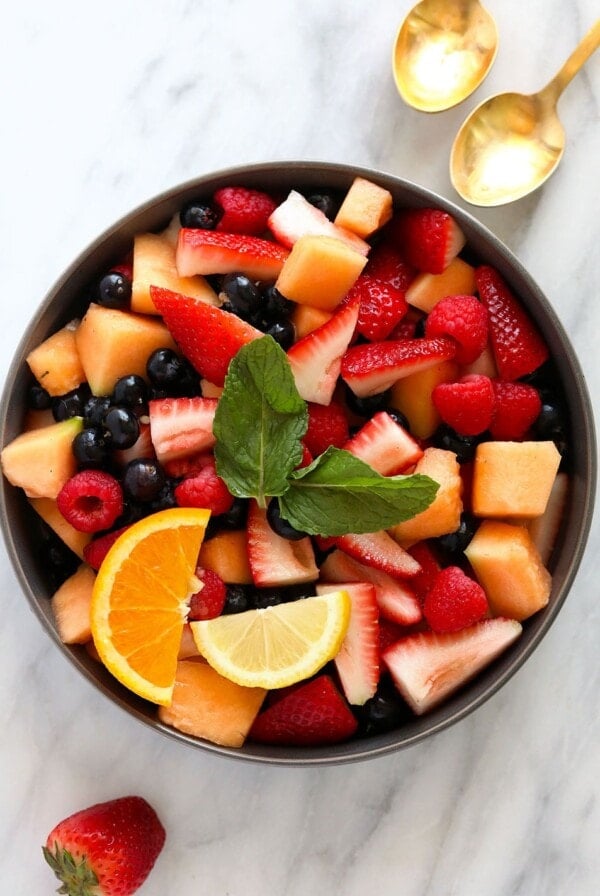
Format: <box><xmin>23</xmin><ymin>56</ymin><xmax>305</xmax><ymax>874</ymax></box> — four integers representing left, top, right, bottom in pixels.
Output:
<box><xmin>1</xmin><ymin>176</ymin><xmax>571</xmax><ymax>750</ymax></box>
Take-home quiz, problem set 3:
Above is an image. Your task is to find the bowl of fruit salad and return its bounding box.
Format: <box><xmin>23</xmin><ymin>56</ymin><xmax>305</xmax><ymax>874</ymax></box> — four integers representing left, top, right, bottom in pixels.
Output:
<box><xmin>0</xmin><ymin>162</ymin><xmax>595</xmax><ymax>764</ymax></box>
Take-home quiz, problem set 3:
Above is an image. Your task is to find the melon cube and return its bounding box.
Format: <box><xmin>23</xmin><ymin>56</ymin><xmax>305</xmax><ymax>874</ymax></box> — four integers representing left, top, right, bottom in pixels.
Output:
<box><xmin>389</xmin><ymin>359</ymin><xmax>460</xmax><ymax>439</ymax></box>
<box><xmin>405</xmin><ymin>257</ymin><xmax>476</xmax><ymax>313</ymax></box>
<box><xmin>462</xmin><ymin>343</ymin><xmax>498</xmax><ymax>378</ymax></box>
<box><xmin>26</xmin><ymin>325</ymin><xmax>85</xmax><ymax>397</ymax></box>
<box><xmin>275</xmin><ymin>234</ymin><xmax>367</xmax><ymax>311</ymax></box>
<box><xmin>291</xmin><ymin>304</ymin><xmax>333</xmax><ymax>339</ymax></box>
<box><xmin>465</xmin><ymin>520</ymin><xmax>552</xmax><ymax>620</ymax></box>
<box><xmin>51</xmin><ymin>564</ymin><xmax>96</xmax><ymax>644</ymax></box>
<box><xmin>528</xmin><ymin>472</ymin><xmax>569</xmax><ymax>565</ymax></box>
<box><xmin>29</xmin><ymin>497</ymin><xmax>91</xmax><ymax>559</ymax></box>
<box><xmin>198</xmin><ymin>530</ymin><xmax>253</xmax><ymax>584</ymax></box>
<box><xmin>131</xmin><ymin>232</ymin><xmax>218</xmax><ymax>315</ymax></box>
<box><xmin>389</xmin><ymin>447</ymin><xmax>463</xmax><ymax>546</ymax></box>
<box><xmin>334</xmin><ymin>177</ymin><xmax>393</xmax><ymax>238</ymax></box>
<box><xmin>472</xmin><ymin>441</ymin><xmax>561</xmax><ymax>519</ymax></box>
<box><xmin>1</xmin><ymin>417</ymin><xmax>82</xmax><ymax>498</ymax></box>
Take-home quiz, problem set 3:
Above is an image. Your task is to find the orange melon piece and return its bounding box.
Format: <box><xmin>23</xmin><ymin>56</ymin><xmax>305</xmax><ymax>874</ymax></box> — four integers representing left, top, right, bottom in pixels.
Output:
<box><xmin>158</xmin><ymin>658</ymin><xmax>266</xmax><ymax>747</ymax></box>
<box><xmin>275</xmin><ymin>234</ymin><xmax>367</xmax><ymax>311</ymax></box>
<box><xmin>199</xmin><ymin>379</ymin><xmax>224</xmax><ymax>399</ymax></box>
<box><xmin>334</xmin><ymin>177</ymin><xmax>393</xmax><ymax>238</ymax></box>
<box><xmin>389</xmin><ymin>360</ymin><xmax>460</xmax><ymax>439</ymax></box>
<box><xmin>291</xmin><ymin>303</ymin><xmax>333</xmax><ymax>339</ymax></box>
<box><xmin>1</xmin><ymin>417</ymin><xmax>82</xmax><ymax>498</ymax></box>
<box><xmin>131</xmin><ymin>232</ymin><xmax>218</xmax><ymax>314</ymax></box>
<box><xmin>472</xmin><ymin>441</ymin><xmax>561</xmax><ymax>519</ymax></box>
<box><xmin>29</xmin><ymin>497</ymin><xmax>91</xmax><ymax>559</ymax></box>
<box><xmin>75</xmin><ymin>303</ymin><xmax>178</xmax><ymax>395</ymax></box>
<box><xmin>465</xmin><ymin>520</ymin><xmax>552</xmax><ymax>621</ymax></box>
<box><xmin>405</xmin><ymin>257</ymin><xmax>476</xmax><ymax>313</ymax></box>
<box><xmin>178</xmin><ymin>623</ymin><xmax>201</xmax><ymax>659</ymax></box>
<box><xmin>23</xmin><ymin>409</ymin><xmax>55</xmax><ymax>432</ymax></box>
<box><xmin>26</xmin><ymin>325</ymin><xmax>86</xmax><ymax>397</ymax></box>
<box><xmin>528</xmin><ymin>472</ymin><xmax>569</xmax><ymax>565</ymax></box>
<box><xmin>51</xmin><ymin>563</ymin><xmax>96</xmax><ymax>644</ymax></box>
<box><xmin>198</xmin><ymin>530</ymin><xmax>253</xmax><ymax>584</ymax></box>
<box><xmin>389</xmin><ymin>447</ymin><xmax>463</xmax><ymax>546</ymax></box>
<box><xmin>462</xmin><ymin>343</ymin><xmax>498</xmax><ymax>378</ymax></box>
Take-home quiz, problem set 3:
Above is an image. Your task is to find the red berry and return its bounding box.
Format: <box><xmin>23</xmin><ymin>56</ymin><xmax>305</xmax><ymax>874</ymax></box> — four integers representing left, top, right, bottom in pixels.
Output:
<box><xmin>423</xmin><ymin>566</ymin><xmax>488</xmax><ymax>633</ymax></box>
<box><xmin>365</xmin><ymin>240</ymin><xmax>416</xmax><ymax>291</ymax></box>
<box><xmin>188</xmin><ymin>568</ymin><xmax>227</xmax><ymax>621</ymax></box>
<box><xmin>83</xmin><ymin>525</ymin><xmax>131</xmax><ymax>570</ymax></box>
<box><xmin>490</xmin><ymin>380</ymin><xmax>542</xmax><ymax>440</ymax></box>
<box><xmin>214</xmin><ymin>186</ymin><xmax>277</xmax><ymax>235</ymax></box>
<box><xmin>425</xmin><ymin>294</ymin><xmax>488</xmax><ymax>364</ymax></box>
<box><xmin>378</xmin><ymin>617</ymin><xmax>405</xmax><ymax>658</ymax></box>
<box><xmin>162</xmin><ymin>451</ymin><xmax>213</xmax><ymax>479</ymax></box>
<box><xmin>57</xmin><ymin>470</ymin><xmax>123</xmax><ymax>533</ymax></box>
<box><xmin>407</xmin><ymin>541</ymin><xmax>441</xmax><ymax>601</ymax></box>
<box><xmin>432</xmin><ymin>374</ymin><xmax>495</xmax><ymax>436</ymax></box>
<box><xmin>349</xmin><ymin>275</ymin><xmax>409</xmax><ymax>341</ymax></box>
<box><xmin>174</xmin><ymin>459</ymin><xmax>234</xmax><ymax>515</ymax></box>
<box><xmin>388</xmin><ymin>208</ymin><xmax>466</xmax><ymax>274</ymax></box>
<box><xmin>304</xmin><ymin>401</ymin><xmax>349</xmax><ymax>457</ymax></box>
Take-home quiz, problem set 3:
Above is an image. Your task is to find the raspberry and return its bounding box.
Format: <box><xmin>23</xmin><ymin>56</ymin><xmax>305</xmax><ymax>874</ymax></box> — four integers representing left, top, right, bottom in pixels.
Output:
<box><xmin>407</xmin><ymin>541</ymin><xmax>441</xmax><ymax>601</ymax></box>
<box><xmin>432</xmin><ymin>374</ymin><xmax>495</xmax><ymax>436</ymax></box>
<box><xmin>163</xmin><ymin>451</ymin><xmax>213</xmax><ymax>479</ymax></box>
<box><xmin>490</xmin><ymin>381</ymin><xmax>542</xmax><ymax>440</ymax></box>
<box><xmin>349</xmin><ymin>275</ymin><xmax>409</xmax><ymax>341</ymax></box>
<box><xmin>214</xmin><ymin>186</ymin><xmax>277</xmax><ymax>236</ymax></box>
<box><xmin>83</xmin><ymin>525</ymin><xmax>130</xmax><ymax>570</ymax></box>
<box><xmin>57</xmin><ymin>470</ymin><xmax>124</xmax><ymax>533</ymax></box>
<box><xmin>188</xmin><ymin>568</ymin><xmax>227</xmax><ymax>621</ymax></box>
<box><xmin>423</xmin><ymin>566</ymin><xmax>488</xmax><ymax>633</ymax></box>
<box><xmin>364</xmin><ymin>241</ymin><xmax>416</xmax><ymax>292</ymax></box>
<box><xmin>304</xmin><ymin>402</ymin><xmax>349</xmax><ymax>457</ymax></box>
<box><xmin>425</xmin><ymin>294</ymin><xmax>488</xmax><ymax>364</ymax></box>
<box><xmin>174</xmin><ymin>459</ymin><xmax>234</xmax><ymax>515</ymax></box>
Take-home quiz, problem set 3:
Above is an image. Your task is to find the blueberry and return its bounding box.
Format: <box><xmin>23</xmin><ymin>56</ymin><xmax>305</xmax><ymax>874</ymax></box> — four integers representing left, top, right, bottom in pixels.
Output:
<box><xmin>221</xmin><ymin>273</ymin><xmax>262</xmax><ymax>322</ymax></box>
<box><xmin>102</xmin><ymin>406</ymin><xmax>140</xmax><ymax>449</ymax></box>
<box><xmin>384</xmin><ymin>407</ymin><xmax>411</xmax><ymax>432</ymax></box>
<box><xmin>354</xmin><ymin>678</ymin><xmax>412</xmax><ymax>737</ymax></box>
<box><xmin>112</xmin><ymin>375</ymin><xmax>148</xmax><ymax>413</ymax></box>
<box><xmin>72</xmin><ymin>428</ymin><xmax>110</xmax><ymax>468</ymax></box>
<box><xmin>250</xmin><ymin>588</ymin><xmax>286</xmax><ymax>609</ymax></box>
<box><xmin>28</xmin><ymin>383</ymin><xmax>51</xmax><ymax>410</ymax></box>
<box><xmin>122</xmin><ymin>458</ymin><xmax>166</xmax><ymax>502</ymax></box>
<box><xmin>266</xmin><ymin>319</ymin><xmax>295</xmax><ymax>349</ymax></box>
<box><xmin>436</xmin><ymin>513</ymin><xmax>479</xmax><ymax>560</ymax></box>
<box><xmin>37</xmin><ymin>520</ymin><xmax>79</xmax><ymax>589</ymax></box>
<box><xmin>52</xmin><ymin>384</ymin><xmax>92</xmax><ymax>421</ymax></box>
<box><xmin>219</xmin><ymin>498</ymin><xmax>248</xmax><ymax>530</ymax></box>
<box><xmin>344</xmin><ymin>387</ymin><xmax>390</xmax><ymax>418</ymax></box>
<box><xmin>305</xmin><ymin>191</ymin><xmax>341</xmax><ymax>220</ymax></box>
<box><xmin>531</xmin><ymin>397</ymin><xmax>569</xmax><ymax>465</ymax></box>
<box><xmin>266</xmin><ymin>499</ymin><xmax>307</xmax><ymax>541</ymax></box>
<box><xmin>147</xmin><ymin>479</ymin><xmax>178</xmax><ymax>512</ymax></box>
<box><xmin>97</xmin><ymin>271</ymin><xmax>131</xmax><ymax>309</ymax></box>
<box><xmin>260</xmin><ymin>285</ymin><xmax>294</xmax><ymax>322</ymax></box>
<box><xmin>146</xmin><ymin>348</ymin><xmax>200</xmax><ymax>396</ymax></box>
<box><xmin>180</xmin><ymin>199</ymin><xmax>220</xmax><ymax>230</ymax></box>
<box><xmin>83</xmin><ymin>395</ymin><xmax>112</xmax><ymax>428</ymax></box>
<box><xmin>432</xmin><ymin>424</ymin><xmax>482</xmax><ymax>463</ymax></box>
<box><xmin>224</xmin><ymin>585</ymin><xmax>251</xmax><ymax>614</ymax></box>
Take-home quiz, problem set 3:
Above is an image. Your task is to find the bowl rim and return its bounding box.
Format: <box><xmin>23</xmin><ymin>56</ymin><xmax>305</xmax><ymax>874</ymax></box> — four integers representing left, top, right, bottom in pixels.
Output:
<box><xmin>1</xmin><ymin>159</ymin><xmax>596</xmax><ymax>766</ymax></box>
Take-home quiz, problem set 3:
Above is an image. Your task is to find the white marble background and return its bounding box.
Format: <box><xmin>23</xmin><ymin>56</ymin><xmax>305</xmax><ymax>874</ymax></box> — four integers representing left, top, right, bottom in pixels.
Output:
<box><xmin>1</xmin><ymin>1</ymin><xmax>599</xmax><ymax>893</ymax></box>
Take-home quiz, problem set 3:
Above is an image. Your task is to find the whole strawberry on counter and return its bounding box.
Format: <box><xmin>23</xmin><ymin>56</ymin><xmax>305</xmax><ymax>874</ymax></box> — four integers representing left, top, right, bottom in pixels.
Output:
<box><xmin>43</xmin><ymin>795</ymin><xmax>165</xmax><ymax>896</ymax></box>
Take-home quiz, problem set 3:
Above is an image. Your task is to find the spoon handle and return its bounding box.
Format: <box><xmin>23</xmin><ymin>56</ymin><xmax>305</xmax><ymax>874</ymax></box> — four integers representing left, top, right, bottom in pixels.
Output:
<box><xmin>542</xmin><ymin>19</ymin><xmax>600</xmax><ymax>103</ymax></box>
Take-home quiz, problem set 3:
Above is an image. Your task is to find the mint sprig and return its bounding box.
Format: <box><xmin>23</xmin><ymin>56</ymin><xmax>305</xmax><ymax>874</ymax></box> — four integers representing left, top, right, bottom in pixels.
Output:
<box><xmin>214</xmin><ymin>337</ymin><xmax>438</xmax><ymax>534</ymax></box>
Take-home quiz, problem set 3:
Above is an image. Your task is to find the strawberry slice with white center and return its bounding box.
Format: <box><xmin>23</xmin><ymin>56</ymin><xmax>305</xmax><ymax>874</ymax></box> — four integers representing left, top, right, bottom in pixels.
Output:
<box><xmin>247</xmin><ymin>500</ymin><xmax>318</xmax><ymax>587</ymax></box>
<box><xmin>387</xmin><ymin>208</ymin><xmax>466</xmax><ymax>274</ymax></box>
<box><xmin>287</xmin><ymin>294</ymin><xmax>360</xmax><ymax>405</ymax></box>
<box><xmin>343</xmin><ymin>411</ymin><xmax>423</xmax><ymax>475</ymax></box>
<box><xmin>383</xmin><ymin>618</ymin><xmax>522</xmax><ymax>715</ymax></box>
<box><xmin>334</xmin><ymin>530</ymin><xmax>421</xmax><ymax>579</ymax></box>
<box><xmin>176</xmin><ymin>229</ymin><xmax>289</xmax><ymax>280</ymax></box>
<box><xmin>268</xmin><ymin>190</ymin><xmax>370</xmax><ymax>256</ymax></box>
<box><xmin>149</xmin><ymin>396</ymin><xmax>217</xmax><ymax>464</ymax></box>
<box><xmin>150</xmin><ymin>286</ymin><xmax>262</xmax><ymax>386</ymax></box>
<box><xmin>341</xmin><ymin>336</ymin><xmax>456</xmax><ymax>397</ymax></box>
<box><xmin>317</xmin><ymin>582</ymin><xmax>379</xmax><ymax>706</ymax></box>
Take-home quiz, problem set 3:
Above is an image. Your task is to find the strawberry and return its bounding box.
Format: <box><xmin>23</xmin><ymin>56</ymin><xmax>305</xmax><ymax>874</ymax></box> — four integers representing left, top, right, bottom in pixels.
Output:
<box><xmin>343</xmin><ymin>410</ymin><xmax>423</xmax><ymax>475</ymax></box>
<box><xmin>150</xmin><ymin>287</ymin><xmax>262</xmax><ymax>385</ymax></box>
<box><xmin>176</xmin><ymin>229</ymin><xmax>289</xmax><ymax>280</ymax></box>
<box><xmin>287</xmin><ymin>294</ymin><xmax>360</xmax><ymax>404</ymax></box>
<box><xmin>213</xmin><ymin>185</ymin><xmax>277</xmax><ymax>235</ymax></box>
<box><xmin>334</xmin><ymin>530</ymin><xmax>422</xmax><ymax>579</ymax></box>
<box><xmin>383</xmin><ymin>618</ymin><xmax>522</xmax><ymax>714</ymax></box>
<box><xmin>349</xmin><ymin>275</ymin><xmax>409</xmax><ymax>341</ymax></box>
<box><xmin>490</xmin><ymin>380</ymin><xmax>542</xmax><ymax>440</ymax></box>
<box><xmin>304</xmin><ymin>401</ymin><xmax>349</xmax><ymax>457</ymax></box>
<box><xmin>162</xmin><ymin>450</ymin><xmax>214</xmax><ymax>479</ymax></box>
<box><xmin>387</xmin><ymin>308</ymin><xmax>424</xmax><ymax>340</ymax></box>
<box><xmin>341</xmin><ymin>336</ymin><xmax>456</xmax><ymax>397</ymax></box>
<box><xmin>43</xmin><ymin>795</ymin><xmax>165</xmax><ymax>896</ymax></box>
<box><xmin>148</xmin><ymin>396</ymin><xmax>218</xmax><ymax>463</ymax></box>
<box><xmin>268</xmin><ymin>189</ymin><xmax>370</xmax><ymax>256</ymax></box>
<box><xmin>249</xmin><ymin>674</ymin><xmax>358</xmax><ymax>745</ymax></box>
<box><xmin>432</xmin><ymin>374</ymin><xmax>495</xmax><ymax>436</ymax></box>
<box><xmin>365</xmin><ymin>240</ymin><xmax>416</xmax><ymax>291</ymax></box>
<box><xmin>317</xmin><ymin>582</ymin><xmax>380</xmax><ymax>705</ymax></box>
<box><xmin>174</xmin><ymin>458</ymin><xmax>234</xmax><ymax>515</ymax></box>
<box><xmin>422</xmin><ymin>566</ymin><xmax>489</xmax><ymax>633</ymax></box>
<box><xmin>188</xmin><ymin>568</ymin><xmax>227</xmax><ymax>620</ymax></box>
<box><xmin>377</xmin><ymin>617</ymin><xmax>405</xmax><ymax>658</ymax></box>
<box><xmin>83</xmin><ymin>525</ymin><xmax>131</xmax><ymax>571</ymax></box>
<box><xmin>388</xmin><ymin>208</ymin><xmax>466</xmax><ymax>274</ymax></box>
<box><xmin>246</xmin><ymin>500</ymin><xmax>318</xmax><ymax>587</ymax></box>
<box><xmin>424</xmin><ymin>294</ymin><xmax>488</xmax><ymax>364</ymax></box>
<box><xmin>475</xmin><ymin>265</ymin><xmax>549</xmax><ymax>379</ymax></box>
<box><xmin>406</xmin><ymin>541</ymin><xmax>441</xmax><ymax>601</ymax></box>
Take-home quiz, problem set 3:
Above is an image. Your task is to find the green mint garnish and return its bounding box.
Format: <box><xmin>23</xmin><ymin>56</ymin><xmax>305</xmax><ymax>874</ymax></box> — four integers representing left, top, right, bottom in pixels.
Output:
<box><xmin>214</xmin><ymin>336</ymin><xmax>438</xmax><ymax>533</ymax></box>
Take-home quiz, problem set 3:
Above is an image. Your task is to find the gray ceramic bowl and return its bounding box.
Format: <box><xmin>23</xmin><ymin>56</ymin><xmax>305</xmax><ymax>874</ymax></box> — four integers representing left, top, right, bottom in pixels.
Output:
<box><xmin>1</xmin><ymin>162</ymin><xmax>596</xmax><ymax>765</ymax></box>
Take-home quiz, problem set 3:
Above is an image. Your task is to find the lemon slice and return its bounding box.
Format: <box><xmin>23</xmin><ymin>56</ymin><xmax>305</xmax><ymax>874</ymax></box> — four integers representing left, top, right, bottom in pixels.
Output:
<box><xmin>190</xmin><ymin>590</ymin><xmax>351</xmax><ymax>689</ymax></box>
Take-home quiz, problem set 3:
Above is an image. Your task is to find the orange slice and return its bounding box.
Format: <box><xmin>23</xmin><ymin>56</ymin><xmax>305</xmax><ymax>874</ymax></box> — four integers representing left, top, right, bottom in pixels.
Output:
<box><xmin>90</xmin><ymin>507</ymin><xmax>210</xmax><ymax>705</ymax></box>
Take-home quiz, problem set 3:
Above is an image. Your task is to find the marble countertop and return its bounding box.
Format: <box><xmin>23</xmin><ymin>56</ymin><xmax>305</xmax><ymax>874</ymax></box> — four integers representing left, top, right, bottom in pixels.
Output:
<box><xmin>2</xmin><ymin>1</ymin><xmax>598</xmax><ymax>892</ymax></box>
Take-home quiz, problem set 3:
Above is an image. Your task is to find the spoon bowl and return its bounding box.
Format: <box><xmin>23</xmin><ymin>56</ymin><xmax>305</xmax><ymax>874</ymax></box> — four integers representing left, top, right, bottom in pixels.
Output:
<box><xmin>393</xmin><ymin>0</ymin><xmax>498</xmax><ymax>112</ymax></box>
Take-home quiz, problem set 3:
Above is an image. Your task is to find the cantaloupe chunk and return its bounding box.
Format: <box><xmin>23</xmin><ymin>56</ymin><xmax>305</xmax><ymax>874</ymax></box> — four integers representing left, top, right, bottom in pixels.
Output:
<box><xmin>51</xmin><ymin>563</ymin><xmax>96</xmax><ymax>644</ymax></box>
<box><xmin>465</xmin><ymin>520</ymin><xmax>552</xmax><ymax>620</ymax></box>
<box><xmin>199</xmin><ymin>379</ymin><xmax>224</xmax><ymax>399</ymax></box>
<box><xmin>334</xmin><ymin>177</ymin><xmax>393</xmax><ymax>238</ymax></box>
<box><xmin>389</xmin><ymin>447</ymin><xmax>463</xmax><ymax>546</ymax></box>
<box><xmin>26</xmin><ymin>325</ymin><xmax>86</xmax><ymax>397</ymax></box>
<box><xmin>291</xmin><ymin>303</ymin><xmax>333</xmax><ymax>339</ymax></box>
<box><xmin>405</xmin><ymin>257</ymin><xmax>476</xmax><ymax>313</ymax></box>
<box><xmin>389</xmin><ymin>360</ymin><xmax>460</xmax><ymax>439</ymax></box>
<box><xmin>178</xmin><ymin>624</ymin><xmax>200</xmax><ymax>659</ymax></box>
<box><xmin>462</xmin><ymin>343</ymin><xmax>498</xmax><ymax>378</ymax></box>
<box><xmin>528</xmin><ymin>472</ymin><xmax>569</xmax><ymax>565</ymax></box>
<box><xmin>23</xmin><ymin>409</ymin><xmax>55</xmax><ymax>432</ymax></box>
<box><xmin>198</xmin><ymin>530</ymin><xmax>253</xmax><ymax>584</ymax></box>
<box><xmin>131</xmin><ymin>232</ymin><xmax>218</xmax><ymax>314</ymax></box>
<box><xmin>275</xmin><ymin>234</ymin><xmax>367</xmax><ymax>311</ymax></box>
<box><xmin>29</xmin><ymin>497</ymin><xmax>91</xmax><ymax>559</ymax></box>
<box><xmin>472</xmin><ymin>441</ymin><xmax>561</xmax><ymax>519</ymax></box>
<box><xmin>75</xmin><ymin>303</ymin><xmax>178</xmax><ymax>395</ymax></box>
<box><xmin>158</xmin><ymin>659</ymin><xmax>266</xmax><ymax>747</ymax></box>
<box><xmin>1</xmin><ymin>417</ymin><xmax>82</xmax><ymax>498</ymax></box>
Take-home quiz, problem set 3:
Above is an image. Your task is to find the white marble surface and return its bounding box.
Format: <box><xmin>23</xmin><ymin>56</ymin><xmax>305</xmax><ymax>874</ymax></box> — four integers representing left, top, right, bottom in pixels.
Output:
<box><xmin>1</xmin><ymin>1</ymin><xmax>599</xmax><ymax>892</ymax></box>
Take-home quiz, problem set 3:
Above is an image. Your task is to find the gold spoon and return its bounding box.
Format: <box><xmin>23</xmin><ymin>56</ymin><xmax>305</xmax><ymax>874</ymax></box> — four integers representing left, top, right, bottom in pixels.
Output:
<box><xmin>392</xmin><ymin>0</ymin><xmax>498</xmax><ymax>112</ymax></box>
<box><xmin>450</xmin><ymin>19</ymin><xmax>600</xmax><ymax>206</ymax></box>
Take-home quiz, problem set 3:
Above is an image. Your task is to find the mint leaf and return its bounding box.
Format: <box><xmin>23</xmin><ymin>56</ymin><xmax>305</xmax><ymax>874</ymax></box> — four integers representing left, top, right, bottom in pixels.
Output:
<box><xmin>278</xmin><ymin>447</ymin><xmax>439</xmax><ymax>536</ymax></box>
<box><xmin>213</xmin><ymin>336</ymin><xmax>307</xmax><ymax>506</ymax></box>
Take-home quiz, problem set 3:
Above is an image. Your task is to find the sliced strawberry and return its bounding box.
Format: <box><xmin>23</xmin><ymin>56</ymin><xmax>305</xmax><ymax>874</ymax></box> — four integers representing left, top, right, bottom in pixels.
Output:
<box><xmin>365</xmin><ymin>240</ymin><xmax>416</xmax><ymax>291</ymax></box>
<box><xmin>320</xmin><ymin>549</ymin><xmax>422</xmax><ymax>625</ymax></box>
<box><xmin>341</xmin><ymin>336</ymin><xmax>456</xmax><ymax>398</ymax></box>
<box><xmin>343</xmin><ymin>411</ymin><xmax>423</xmax><ymax>475</ymax></box>
<box><xmin>377</xmin><ymin>617</ymin><xmax>405</xmax><ymax>659</ymax></box>
<box><xmin>388</xmin><ymin>208</ymin><xmax>466</xmax><ymax>274</ymax></box>
<box><xmin>475</xmin><ymin>266</ymin><xmax>549</xmax><ymax>379</ymax></box>
<box><xmin>304</xmin><ymin>401</ymin><xmax>349</xmax><ymax>457</ymax></box>
<box><xmin>150</xmin><ymin>286</ymin><xmax>262</xmax><ymax>385</ymax></box>
<box><xmin>287</xmin><ymin>294</ymin><xmax>360</xmax><ymax>405</ymax></box>
<box><xmin>422</xmin><ymin>566</ymin><xmax>488</xmax><ymax>633</ymax></box>
<box><xmin>490</xmin><ymin>380</ymin><xmax>542</xmax><ymax>440</ymax></box>
<box><xmin>432</xmin><ymin>374</ymin><xmax>495</xmax><ymax>436</ymax></box>
<box><xmin>388</xmin><ymin>308</ymin><xmax>424</xmax><ymax>340</ymax></box>
<box><xmin>148</xmin><ymin>396</ymin><xmax>217</xmax><ymax>464</ymax></box>
<box><xmin>176</xmin><ymin>229</ymin><xmax>289</xmax><ymax>280</ymax></box>
<box><xmin>247</xmin><ymin>500</ymin><xmax>318</xmax><ymax>587</ymax></box>
<box><xmin>213</xmin><ymin>186</ymin><xmax>277</xmax><ymax>235</ymax></box>
<box><xmin>334</xmin><ymin>530</ymin><xmax>421</xmax><ymax>579</ymax></box>
<box><xmin>349</xmin><ymin>275</ymin><xmax>409</xmax><ymax>341</ymax></box>
<box><xmin>268</xmin><ymin>189</ymin><xmax>370</xmax><ymax>256</ymax></box>
<box><xmin>406</xmin><ymin>541</ymin><xmax>441</xmax><ymax>601</ymax></box>
<box><xmin>249</xmin><ymin>674</ymin><xmax>358</xmax><ymax>746</ymax></box>
<box><xmin>317</xmin><ymin>582</ymin><xmax>380</xmax><ymax>705</ymax></box>
<box><xmin>383</xmin><ymin>618</ymin><xmax>522</xmax><ymax>715</ymax></box>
